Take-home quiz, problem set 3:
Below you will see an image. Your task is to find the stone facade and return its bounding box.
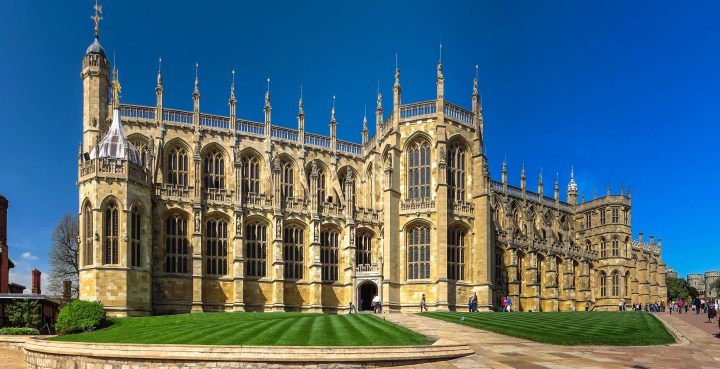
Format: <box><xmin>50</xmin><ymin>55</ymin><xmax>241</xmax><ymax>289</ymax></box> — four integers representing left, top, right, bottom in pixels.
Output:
<box><xmin>686</xmin><ymin>272</ymin><xmax>720</xmax><ymax>299</ymax></box>
<box><xmin>77</xmin><ymin>25</ymin><xmax>666</xmax><ymax>316</ymax></box>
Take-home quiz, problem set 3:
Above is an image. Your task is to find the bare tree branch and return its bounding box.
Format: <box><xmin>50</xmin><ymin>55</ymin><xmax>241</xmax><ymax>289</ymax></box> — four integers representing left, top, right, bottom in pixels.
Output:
<box><xmin>47</xmin><ymin>214</ymin><xmax>79</xmax><ymax>298</ymax></box>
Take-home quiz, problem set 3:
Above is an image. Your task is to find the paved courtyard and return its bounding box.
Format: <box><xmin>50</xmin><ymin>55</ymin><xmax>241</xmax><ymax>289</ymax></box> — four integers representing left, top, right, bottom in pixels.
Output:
<box><xmin>0</xmin><ymin>312</ymin><xmax>718</xmax><ymax>369</ymax></box>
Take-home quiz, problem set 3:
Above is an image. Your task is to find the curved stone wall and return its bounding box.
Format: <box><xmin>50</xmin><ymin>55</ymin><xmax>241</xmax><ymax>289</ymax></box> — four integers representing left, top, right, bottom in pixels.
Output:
<box><xmin>22</xmin><ymin>337</ymin><xmax>472</xmax><ymax>368</ymax></box>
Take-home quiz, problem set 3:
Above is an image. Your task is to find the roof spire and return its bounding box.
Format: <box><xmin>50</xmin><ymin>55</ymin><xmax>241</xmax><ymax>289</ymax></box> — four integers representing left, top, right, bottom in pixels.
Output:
<box><xmin>230</xmin><ymin>69</ymin><xmax>235</xmax><ymax>100</ymax></box>
<box><xmin>331</xmin><ymin>95</ymin><xmax>336</xmax><ymax>121</ymax></box>
<box><xmin>298</xmin><ymin>85</ymin><xmax>304</xmax><ymax>114</ymax></box>
<box><xmin>265</xmin><ymin>77</ymin><xmax>271</xmax><ymax>108</ymax></box>
<box><xmin>439</xmin><ymin>42</ymin><xmax>442</xmax><ymax>63</ymax></box>
<box><xmin>91</xmin><ymin>0</ymin><xmax>103</xmax><ymax>39</ymax></box>
<box><xmin>568</xmin><ymin>165</ymin><xmax>578</xmax><ymax>191</ymax></box>
<box><xmin>473</xmin><ymin>64</ymin><xmax>479</xmax><ymax>95</ymax></box>
<box><xmin>157</xmin><ymin>57</ymin><xmax>163</xmax><ymax>86</ymax></box>
<box><xmin>194</xmin><ymin>62</ymin><xmax>199</xmax><ymax>93</ymax></box>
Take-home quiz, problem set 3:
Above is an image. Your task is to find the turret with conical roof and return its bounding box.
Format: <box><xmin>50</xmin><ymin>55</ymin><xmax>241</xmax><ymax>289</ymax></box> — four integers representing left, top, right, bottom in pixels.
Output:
<box><xmin>81</xmin><ymin>2</ymin><xmax>110</xmax><ymax>154</ymax></box>
<box><xmin>567</xmin><ymin>166</ymin><xmax>578</xmax><ymax>205</ymax></box>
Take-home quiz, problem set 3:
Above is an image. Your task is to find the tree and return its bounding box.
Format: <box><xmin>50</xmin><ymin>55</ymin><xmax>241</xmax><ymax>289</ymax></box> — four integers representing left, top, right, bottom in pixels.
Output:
<box><xmin>666</xmin><ymin>276</ymin><xmax>690</xmax><ymax>301</ymax></box>
<box><xmin>7</xmin><ymin>300</ymin><xmax>42</xmax><ymax>328</ymax></box>
<box><xmin>47</xmin><ymin>213</ymin><xmax>79</xmax><ymax>298</ymax></box>
<box><xmin>711</xmin><ymin>278</ymin><xmax>720</xmax><ymax>297</ymax></box>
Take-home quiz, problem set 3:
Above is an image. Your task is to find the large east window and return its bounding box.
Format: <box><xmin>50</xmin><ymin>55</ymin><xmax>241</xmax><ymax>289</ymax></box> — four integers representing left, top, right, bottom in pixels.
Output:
<box><xmin>205</xmin><ymin>219</ymin><xmax>228</xmax><ymax>275</ymax></box>
<box><xmin>407</xmin><ymin>225</ymin><xmax>430</xmax><ymax>279</ymax></box>
<box><xmin>245</xmin><ymin>222</ymin><xmax>267</xmax><ymax>277</ymax></box>
<box><xmin>103</xmin><ymin>201</ymin><xmax>119</xmax><ymax>265</ymax></box>
<box><xmin>320</xmin><ymin>229</ymin><xmax>339</xmax><ymax>281</ymax></box>
<box><xmin>407</xmin><ymin>140</ymin><xmax>431</xmax><ymax>200</ymax></box>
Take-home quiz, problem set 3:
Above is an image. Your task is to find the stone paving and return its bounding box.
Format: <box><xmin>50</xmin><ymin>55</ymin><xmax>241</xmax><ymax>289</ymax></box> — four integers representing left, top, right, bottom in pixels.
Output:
<box><xmin>0</xmin><ymin>312</ymin><xmax>718</xmax><ymax>369</ymax></box>
<box><xmin>385</xmin><ymin>313</ymin><xmax>720</xmax><ymax>369</ymax></box>
<box><xmin>670</xmin><ymin>309</ymin><xmax>720</xmax><ymax>336</ymax></box>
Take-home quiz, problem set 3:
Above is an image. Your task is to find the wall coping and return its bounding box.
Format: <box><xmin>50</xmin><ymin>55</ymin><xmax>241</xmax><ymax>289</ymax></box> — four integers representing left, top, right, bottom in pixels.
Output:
<box><xmin>22</xmin><ymin>337</ymin><xmax>472</xmax><ymax>366</ymax></box>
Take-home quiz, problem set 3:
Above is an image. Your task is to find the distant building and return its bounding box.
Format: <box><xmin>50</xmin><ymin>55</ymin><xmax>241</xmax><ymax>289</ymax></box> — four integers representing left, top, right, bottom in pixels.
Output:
<box><xmin>665</xmin><ymin>267</ymin><xmax>678</xmax><ymax>279</ymax></box>
<box><xmin>685</xmin><ymin>272</ymin><xmax>719</xmax><ymax>298</ymax></box>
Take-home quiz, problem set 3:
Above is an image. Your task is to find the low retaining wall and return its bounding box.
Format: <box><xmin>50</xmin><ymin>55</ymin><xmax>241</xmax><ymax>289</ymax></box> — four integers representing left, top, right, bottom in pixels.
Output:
<box><xmin>21</xmin><ymin>338</ymin><xmax>473</xmax><ymax>368</ymax></box>
<box><xmin>0</xmin><ymin>335</ymin><xmax>33</xmax><ymax>350</ymax></box>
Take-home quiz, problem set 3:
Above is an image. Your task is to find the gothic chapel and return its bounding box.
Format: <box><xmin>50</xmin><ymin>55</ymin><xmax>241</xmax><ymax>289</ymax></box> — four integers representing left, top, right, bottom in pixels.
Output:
<box><xmin>78</xmin><ymin>12</ymin><xmax>666</xmax><ymax>316</ymax></box>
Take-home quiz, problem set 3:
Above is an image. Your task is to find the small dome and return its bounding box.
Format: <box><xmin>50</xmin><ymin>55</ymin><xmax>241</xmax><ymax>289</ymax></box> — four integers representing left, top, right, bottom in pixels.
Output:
<box><xmin>86</xmin><ymin>37</ymin><xmax>105</xmax><ymax>57</ymax></box>
<box><xmin>90</xmin><ymin>109</ymin><xmax>142</xmax><ymax>165</ymax></box>
<box><xmin>568</xmin><ymin>178</ymin><xmax>578</xmax><ymax>192</ymax></box>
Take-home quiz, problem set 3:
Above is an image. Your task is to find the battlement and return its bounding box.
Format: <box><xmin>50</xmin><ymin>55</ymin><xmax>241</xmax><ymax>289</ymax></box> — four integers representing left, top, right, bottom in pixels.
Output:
<box><xmin>489</xmin><ymin>180</ymin><xmax>574</xmax><ymax>212</ymax></box>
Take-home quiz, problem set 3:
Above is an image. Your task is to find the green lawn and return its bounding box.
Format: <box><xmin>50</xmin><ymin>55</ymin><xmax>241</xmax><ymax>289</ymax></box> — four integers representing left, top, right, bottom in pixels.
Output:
<box><xmin>421</xmin><ymin>312</ymin><xmax>675</xmax><ymax>346</ymax></box>
<box><xmin>49</xmin><ymin>313</ymin><xmax>433</xmax><ymax>346</ymax></box>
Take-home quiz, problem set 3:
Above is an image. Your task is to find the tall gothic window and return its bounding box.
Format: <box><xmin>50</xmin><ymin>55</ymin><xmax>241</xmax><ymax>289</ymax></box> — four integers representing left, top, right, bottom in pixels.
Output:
<box><xmin>339</xmin><ymin>169</ymin><xmax>356</xmax><ymax>208</ymax></box>
<box><xmin>599</xmin><ymin>271</ymin><xmax>607</xmax><ymax>297</ymax></box>
<box><xmin>245</xmin><ymin>222</ymin><xmax>267</xmax><ymax>277</ymax></box>
<box><xmin>447</xmin><ymin>143</ymin><xmax>466</xmax><ymax>203</ymax></box>
<box><xmin>84</xmin><ymin>203</ymin><xmax>93</xmax><ymax>266</ymax></box>
<box><xmin>585</xmin><ymin>213</ymin><xmax>591</xmax><ymax>229</ymax></box>
<box><xmin>407</xmin><ymin>225</ymin><xmax>430</xmax><ymax>280</ymax></box>
<box><xmin>167</xmin><ymin>147</ymin><xmax>189</xmax><ymax>187</ymax></box>
<box><xmin>612</xmin><ymin>238</ymin><xmax>620</xmax><ymax>257</ymax></box>
<box><xmin>203</xmin><ymin>149</ymin><xmax>225</xmax><ymax>190</ymax></box>
<box><xmin>623</xmin><ymin>209</ymin><xmax>629</xmax><ymax>225</ymax></box>
<box><xmin>495</xmin><ymin>250</ymin><xmax>505</xmax><ymax>288</ymax></box>
<box><xmin>130</xmin><ymin>207</ymin><xmax>141</xmax><ymax>267</ymax></box>
<box><xmin>130</xmin><ymin>139</ymin><xmax>147</xmax><ymax>168</ymax></box>
<box><xmin>518</xmin><ymin>253</ymin><xmax>524</xmax><ymax>294</ymax></box>
<box><xmin>103</xmin><ymin>201</ymin><xmax>119</xmax><ymax>265</ymax></box>
<box><xmin>242</xmin><ymin>155</ymin><xmax>260</xmax><ymax>196</ymax></box>
<box><xmin>281</xmin><ymin>160</ymin><xmax>294</xmax><ymax>200</ymax></box>
<box><xmin>320</xmin><ymin>229</ymin><xmax>339</xmax><ymax>281</ymax></box>
<box><xmin>447</xmin><ymin>227</ymin><xmax>466</xmax><ymax>281</ymax></box>
<box><xmin>612</xmin><ymin>208</ymin><xmax>619</xmax><ymax>224</ymax></box>
<box><xmin>600</xmin><ymin>238</ymin><xmax>607</xmax><ymax>258</ymax></box>
<box><xmin>599</xmin><ymin>208</ymin><xmax>606</xmax><ymax>225</ymax></box>
<box><xmin>165</xmin><ymin>214</ymin><xmax>189</xmax><ymax>274</ymax></box>
<box><xmin>624</xmin><ymin>271</ymin><xmax>630</xmax><ymax>297</ymax></box>
<box><xmin>205</xmin><ymin>219</ymin><xmax>228</xmax><ymax>275</ymax></box>
<box><xmin>283</xmin><ymin>226</ymin><xmax>304</xmax><ymax>279</ymax></box>
<box><xmin>611</xmin><ymin>271</ymin><xmax>620</xmax><ymax>296</ymax></box>
<box><xmin>356</xmin><ymin>232</ymin><xmax>372</xmax><ymax>266</ymax></box>
<box><xmin>407</xmin><ymin>140</ymin><xmax>431</xmax><ymax>200</ymax></box>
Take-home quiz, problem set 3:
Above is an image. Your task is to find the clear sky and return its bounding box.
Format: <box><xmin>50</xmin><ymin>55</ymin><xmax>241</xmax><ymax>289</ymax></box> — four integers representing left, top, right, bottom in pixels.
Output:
<box><xmin>1</xmin><ymin>1</ymin><xmax>718</xmax><ymax>291</ymax></box>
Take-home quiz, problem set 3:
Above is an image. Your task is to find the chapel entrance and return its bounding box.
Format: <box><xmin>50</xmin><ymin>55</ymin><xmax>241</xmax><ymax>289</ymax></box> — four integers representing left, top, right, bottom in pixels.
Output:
<box><xmin>358</xmin><ymin>282</ymin><xmax>377</xmax><ymax>312</ymax></box>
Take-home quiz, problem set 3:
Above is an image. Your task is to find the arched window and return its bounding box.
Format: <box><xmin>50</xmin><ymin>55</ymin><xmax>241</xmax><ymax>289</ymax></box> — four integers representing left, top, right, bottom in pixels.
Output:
<box><xmin>447</xmin><ymin>227</ymin><xmax>466</xmax><ymax>281</ymax></box>
<box><xmin>103</xmin><ymin>201</ymin><xmax>119</xmax><ymax>265</ymax></box>
<box><xmin>407</xmin><ymin>225</ymin><xmax>430</xmax><ymax>279</ymax></box>
<box><xmin>494</xmin><ymin>250</ymin><xmax>505</xmax><ymax>287</ymax></box>
<box><xmin>203</xmin><ymin>149</ymin><xmax>225</xmax><ymax>190</ymax></box>
<box><xmin>165</xmin><ymin>214</ymin><xmax>189</xmax><ymax>274</ymax></box>
<box><xmin>600</xmin><ymin>238</ymin><xmax>607</xmax><ymax>258</ymax></box>
<box><xmin>84</xmin><ymin>203</ymin><xmax>93</xmax><ymax>266</ymax></box>
<box><xmin>447</xmin><ymin>142</ymin><xmax>466</xmax><ymax>203</ymax></box>
<box><xmin>356</xmin><ymin>231</ymin><xmax>372</xmax><ymax>266</ymax></box>
<box><xmin>205</xmin><ymin>219</ymin><xmax>228</xmax><ymax>275</ymax></box>
<box><xmin>283</xmin><ymin>225</ymin><xmax>304</xmax><ymax>279</ymax></box>
<box><xmin>167</xmin><ymin>147</ymin><xmax>189</xmax><ymax>187</ymax></box>
<box><xmin>612</xmin><ymin>238</ymin><xmax>620</xmax><ymax>257</ymax></box>
<box><xmin>611</xmin><ymin>208</ymin><xmax>619</xmax><ymax>224</ymax></box>
<box><xmin>599</xmin><ymin>208</ymin><xmax>606</xmax><ymax>225</ymax></box>
<box><xmin>536</xmin><ymin>255</ymin><xmax>545</xmax><ymax>287</ymax></box>
<box><xmin>281</xmin><ymin>160</ymin><xmax>294</xmax><ymax>200</ymax></box>
<box><xmin>129</xmin><ymin>139</ymin><xmax>147</xmax><ymax>168</ymax></box>
<box><xmin>317</xmin><ymin>167</ymin><xmax>327</xmax><ymax>203</ymax></box>
<box><xmin>407</xmin><ymin>140</ymin><xmax>431</xmax><ymax>200</ymax></box>
<box><xmin>320</xmin><ymin>229</ymin><xmax>339</xmax><ymax>281</ymax></box>
<box><xmin>599</xmin><ymin>271</ymin><xmax>607</xmax><ymax>297</ymax></box>
<box><xmin>130</xmin><ymin>206</ymin><xmax>141</xmax><ymax>267</ymax></box>
<box><xmin>611</xmin><ymin>271</ymin><xmax>620</xmax><ymax>296</ymax></box>
<box><xmin>624</xmin><ymin>271</ymin><xmax>630</xmax><ymax>297</ymax></box>
<box><xmin>585</xmin><ymin>240</ymin><xmax>592</xmax><ymax>253</ymax></box>
<box><xmin>517</xmin><ymin>253</ymin><xmax>524</xmax><ymax>294</ymax></box>
<box><xmin>245</xmin><ymin>222</ymin><xmax>267</xmax><ymax>277</ymax></box>
<box><xmin>242</xmin><ymin>155</ymin><xmax>260</xmax><ymax>196</ymax></box>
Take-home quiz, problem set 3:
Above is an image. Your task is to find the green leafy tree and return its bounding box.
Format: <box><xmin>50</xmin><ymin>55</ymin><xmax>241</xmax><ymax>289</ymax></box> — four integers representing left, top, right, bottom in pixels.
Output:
<box><xmin>7</xmin><ymin>300</ymin><xmax>42</xmax><ymax>328</ymax></box>
<box><xmin>711</xmin><ymin>278</ymin><xmax>720</xmax><ymax>297</ymax></box>
<box><xmin>688</xmin><ymin>286</ymin><xmax>699</xmax><ymax>299</ymax></box>
<box><xmin>666</xmin><ymin>276</ymin><xmax>690</xmax><ymax>301</ymax></box>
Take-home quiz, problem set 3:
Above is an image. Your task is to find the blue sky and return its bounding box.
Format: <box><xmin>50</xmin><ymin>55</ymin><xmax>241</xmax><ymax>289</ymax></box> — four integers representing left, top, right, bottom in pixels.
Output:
<box><xmin>1</xmin><ymin>1</ymin><xmax>718</xmax><ymax>290</ymax></box>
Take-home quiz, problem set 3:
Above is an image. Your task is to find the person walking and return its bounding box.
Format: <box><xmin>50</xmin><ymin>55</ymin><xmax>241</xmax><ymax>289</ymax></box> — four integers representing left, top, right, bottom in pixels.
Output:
<box><xmin>678</xmin><ymin>299</ymin><xmax>683</xmax><ymax>314</ymax></box>
<box><xmin>501</xmin><ymin>297</ymin><xmax>507</xmax><ymax>312</ymax></box>
<box><xmin>420</xmin><ymin>293</ymin><xmax>428</xmax><ymax>312</ymax></box>
<box><xmin>471</xmin><ymin>292</ymin><xmax>478</xmax><ymax>312</ymax></box>
<box><xmin>506</xmin><ymin>296</ymin><xmax>513</xmax><ymax>312</ymax></box>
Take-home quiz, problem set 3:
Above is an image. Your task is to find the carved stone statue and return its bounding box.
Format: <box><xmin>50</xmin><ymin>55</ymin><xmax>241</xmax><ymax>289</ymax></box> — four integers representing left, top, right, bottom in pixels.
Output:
<box><xmin>235</xmin><ymin>214</ymin><xmax>242</xmax><ymax>236</ymax></box>
<box><xmin>194</xmin><ymin>210</ymin><xmax>201</xmax><ymax>232</ymax></box>
<box><xmin>276</xmin><ymin>219</ymin><xmax>282</xmax><ymax>238</ymax></box>
<box><xmin>314</xmin><ymin>223</ymin><xmax>319</xmax><ymax>242</ymax></box>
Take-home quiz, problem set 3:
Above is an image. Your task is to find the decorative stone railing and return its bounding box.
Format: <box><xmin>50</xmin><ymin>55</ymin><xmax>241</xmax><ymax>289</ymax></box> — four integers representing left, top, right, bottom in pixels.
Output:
<box><xmin>305</xmin><ymin>132</ymin><xmax>331</xmax><ymax>148</ymax></box>
<box><xmin>490</xmin><ymin>180</ymin><xmax>573</xmax><ymax>211</ymax></box>
<box><xmin>355</xmin><ymin>207</ymin><xmax>380</xmax><ymax>222</ymax></box>
<box><xmin>356</xmin><ymin>263</ymin><xmax>379</xmax><ymax>273</ymax></box>
<box><xmin>337</xmin><ymin>140</ymin><xmax>363</xmax><ymax>155</ymax></box>
<box><xmin>156</xmin><ymin>184</ymin><xmax>192</xmax><ymax>198</ymax></box>
<box><xmin>199</xmin><ymin>114</ymin><xmax>230</xmax><ymax>129</ymax></box>
<box><xmin>443</xmin><ymin>102</ymin><xmax>474</xmax><ymax>126</ymax></box>
<box><xmin>119</xmin><ymin>104</ymin><xmax>155</xmax><ymax>120</ymax></box>
<box><xmin>321</xmin><ymin>202</ymin><xmax>344</xmax><ymax>217</ymax></box>
<box><xmin>163</xmin><ymin>109</ymin><xmax>193</xmax><ymax>124</ymax></box>
<box><xmin>271</xmin><ymin>126</ymin><xmax>299</xmax><ymax>142</ymax></box>
<box><xmin>401</xmin><ymin>197</ymin><xmax>435</xmax><ymax>212</ymax></box>
<box><xmin>284</xmin><ymin>197</ymin><xmax>308</xmax><ymax>212</ymax></box>
<box><xmin>203</xmin><ymin>188</ymin><xmax>233</xmax><ymax>203</ymax></box>
<box><xmin>236</xmin><ymin>120</ymin><xmax>265</xmax><ymax>136</ymax></box>
<box><xmin>450</xmin><ymin>200</ymin><xmax>474</xmax><ymax>215</ymax></box>
<box><xmin>400</xmin><ymin>100</ymin><xmax>436</xmax><ymax>119</ymax></box>
<box><xmin>244</xmin><ymin>192</ymin><xmax>272</xmax><ymax>208</ymax></box>
<box><xmin>78</xmin><ymin>158</ymin><xmax>148</xmax><ymax>184</ymax></box>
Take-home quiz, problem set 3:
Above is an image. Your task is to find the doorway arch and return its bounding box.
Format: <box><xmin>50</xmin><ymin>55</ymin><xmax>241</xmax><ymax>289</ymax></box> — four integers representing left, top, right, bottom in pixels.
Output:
<box><xmin>358</xmin><ymin>281</ymin><xmax>377</xmax><ymax>312</ymax></box>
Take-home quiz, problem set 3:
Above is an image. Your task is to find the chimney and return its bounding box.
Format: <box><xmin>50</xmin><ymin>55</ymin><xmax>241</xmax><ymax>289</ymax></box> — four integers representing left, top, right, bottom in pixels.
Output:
<box><xmin>63</xmin><ymin>280</ymin><xmax>72</xmax><ymax>300</ymax></box>
<box><xmin>649</xmin><ymin>235</ymin><xmax>655</xmax><ymax>246</ymax></box>
<box><xmin>32</xmin><ymin>269</ymin><xmax>41</xmax><ymax>295</ymax></box>
<box><xmin>638</xmin><ymin>232</ymin><xmax>644</xmax><ymax>244</ymax></box>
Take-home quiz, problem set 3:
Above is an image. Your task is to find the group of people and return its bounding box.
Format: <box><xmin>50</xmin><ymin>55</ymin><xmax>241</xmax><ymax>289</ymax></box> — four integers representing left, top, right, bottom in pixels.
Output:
<box><xmin>691</xmin><ymin>297</ymin><xmax>719</xmax><ymax>324</ymax></box>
